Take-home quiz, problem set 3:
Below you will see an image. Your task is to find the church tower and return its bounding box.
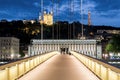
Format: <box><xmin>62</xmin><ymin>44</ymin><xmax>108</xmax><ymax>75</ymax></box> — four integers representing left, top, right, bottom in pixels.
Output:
<box><xmin>43</xmin><ymin>11</ymin><xmax>53</xmax><ymax>25</ymax></box>
<box><xmin>39</xmin><ymin>11</ymin><xmax>53</xmax><ymax>26</ymax></box>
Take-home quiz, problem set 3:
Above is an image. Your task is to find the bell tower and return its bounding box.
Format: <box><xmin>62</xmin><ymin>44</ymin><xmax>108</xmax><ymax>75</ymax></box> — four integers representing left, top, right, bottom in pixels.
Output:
<box><xmin>43</xmin><ymin>11</ymin><xmax>53</xmax><ymax>25</ymax></box>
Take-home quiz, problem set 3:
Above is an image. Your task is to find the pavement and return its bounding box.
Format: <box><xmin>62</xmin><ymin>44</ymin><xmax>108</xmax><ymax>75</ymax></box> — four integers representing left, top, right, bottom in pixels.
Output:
<box><xmin>18</xmin><ymin>54</ymin><xmax>100</xmax><ymax>80</ymax></box>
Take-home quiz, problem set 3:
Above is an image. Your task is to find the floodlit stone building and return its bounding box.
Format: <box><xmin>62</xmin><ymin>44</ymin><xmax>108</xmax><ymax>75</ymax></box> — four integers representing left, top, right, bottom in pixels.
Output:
<box><xmin>39</xmin><ymin>11</ymin><xmax>53</xmax><ymax>25</ymax></box>
<box><xmin>29</xmin><ymin>39</ymin><xmax>102</xmax><ymax>59</ymax></box>
<box><xmin>0</xmin><ymin>37</ymin><xmax>19</xmax><ymax>59</ymax></box>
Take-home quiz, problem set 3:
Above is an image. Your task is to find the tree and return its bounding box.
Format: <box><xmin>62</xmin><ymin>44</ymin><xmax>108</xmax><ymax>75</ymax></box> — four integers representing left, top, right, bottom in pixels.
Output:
<box><xmin>19</xmin><ymin>50</ymin><xmax>25</xmax><ymax>57</ymax></box>
<box><xmin>105</xmin><ymin>44</ymin><xmax>114</xmax><ymax>52</ymax></box>
<box><xmin>105</xmin><ymin>35</ymin><xmax>120</xmax><ymax>54</ymax></box>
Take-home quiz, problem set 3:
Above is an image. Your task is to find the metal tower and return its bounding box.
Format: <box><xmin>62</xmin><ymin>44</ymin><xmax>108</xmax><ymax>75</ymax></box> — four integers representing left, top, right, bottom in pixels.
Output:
<box><xmin>88</xmin><ymin>10</ymin><xmax>91</xmax><ymax>26</ymax></box>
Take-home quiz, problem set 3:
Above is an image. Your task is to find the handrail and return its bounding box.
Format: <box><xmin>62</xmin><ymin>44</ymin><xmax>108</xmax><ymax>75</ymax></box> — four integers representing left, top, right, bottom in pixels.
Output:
<box><xmin>71</xmin><ymin>51</ymin><xmax>120</xmax><ymax>80</ymax></box>
<box><xmin>0</xmin><ymin>51</ymin><xmax>58</xmax><ymax>80</ymax></box>
<box><xmin>0</xmin><ymin>56</ymin><xmax>37</xmax><ymax>70</ymax></box>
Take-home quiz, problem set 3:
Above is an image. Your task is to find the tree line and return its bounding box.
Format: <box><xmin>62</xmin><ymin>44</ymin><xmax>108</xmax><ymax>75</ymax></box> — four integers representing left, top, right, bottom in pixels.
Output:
<box><xmin>0</xmin><ymin>20</ymin><xmax>120</xmax><ymax>45</ymax></box>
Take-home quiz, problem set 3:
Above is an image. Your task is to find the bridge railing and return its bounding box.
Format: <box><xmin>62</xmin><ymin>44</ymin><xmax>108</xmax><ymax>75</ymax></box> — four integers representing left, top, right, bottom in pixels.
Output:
<box><xmin>0</xmin><ymin>51</ymin><xmax>58</xmax><ymax>80</ymax></box>
<box><xmin>71</xmin><ymin>51</ymin><xmax>120</xmax><ymax>80</ymax></box>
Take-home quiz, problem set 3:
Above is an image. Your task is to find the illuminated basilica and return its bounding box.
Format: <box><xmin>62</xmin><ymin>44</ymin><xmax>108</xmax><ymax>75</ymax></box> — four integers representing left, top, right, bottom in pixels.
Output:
<box><xmin>39</xmin><ymin>11</ymin><xmax>53</xmax><ymax>26</ymax></box>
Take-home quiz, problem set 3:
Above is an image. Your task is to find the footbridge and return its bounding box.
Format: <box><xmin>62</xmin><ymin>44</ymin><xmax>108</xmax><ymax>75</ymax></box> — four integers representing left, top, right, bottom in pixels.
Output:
<box><xmin>0</xmin><ymin>39</ymin><xmax>120</xmax><ymax>80</ymax></box>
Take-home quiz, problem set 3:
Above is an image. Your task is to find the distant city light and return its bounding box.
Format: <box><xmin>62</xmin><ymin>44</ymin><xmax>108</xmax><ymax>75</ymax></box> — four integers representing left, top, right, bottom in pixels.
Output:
<box><xmin>11</xmin><ymin>54</ymin><xmax>14</xmax><ymax>59</ymax></box>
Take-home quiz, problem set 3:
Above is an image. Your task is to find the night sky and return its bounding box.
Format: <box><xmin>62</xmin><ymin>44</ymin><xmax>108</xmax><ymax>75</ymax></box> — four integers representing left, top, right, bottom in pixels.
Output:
<box><xmin>0</xmin><ymin>0</ymin><xmax>120</xmax><ymax>27</ymax></box>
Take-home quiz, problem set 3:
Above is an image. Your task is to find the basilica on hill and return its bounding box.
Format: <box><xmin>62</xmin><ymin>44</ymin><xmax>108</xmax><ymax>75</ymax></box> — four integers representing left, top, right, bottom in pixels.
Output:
<box><xmin>39</xmin><ymin>11</ymin><xmax>53</xmax><ymax>26</ymax></box>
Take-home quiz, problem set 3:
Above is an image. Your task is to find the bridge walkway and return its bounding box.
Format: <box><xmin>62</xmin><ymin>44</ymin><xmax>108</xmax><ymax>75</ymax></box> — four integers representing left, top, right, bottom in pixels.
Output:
<box><xmin>18</xmin><ymin>54</ymin><xmax>100</xmax><ymax>80</ymax></box>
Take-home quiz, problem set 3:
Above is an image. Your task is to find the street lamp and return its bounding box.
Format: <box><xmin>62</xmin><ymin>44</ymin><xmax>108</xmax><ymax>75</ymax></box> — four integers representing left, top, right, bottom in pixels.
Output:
<box><xmin>2</xmin><ymin>47</ymin><xmax>6</xmax><ymax>60</ymax></box>
<box><xmin>11</xmin><ymin>54</ymin><xmax>14</xmax><ymax>59</ymax></box>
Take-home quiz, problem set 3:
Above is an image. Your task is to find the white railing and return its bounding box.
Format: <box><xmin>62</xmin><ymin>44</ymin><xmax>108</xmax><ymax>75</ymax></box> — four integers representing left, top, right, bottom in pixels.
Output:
<box><xmin>0</xmin><ymin>51</ymin><xmax>58</xmax><ymax>80</ymax></box>
<box><xmin>71</xmin><ymin>51</ymin><xmax>120</xmax><ymax>80</ymax></box>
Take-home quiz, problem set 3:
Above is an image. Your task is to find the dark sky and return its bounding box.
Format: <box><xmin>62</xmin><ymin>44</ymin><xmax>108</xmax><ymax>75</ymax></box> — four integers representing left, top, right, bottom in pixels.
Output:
<box><xmin>0</xmin><ymin>0</ymin><xmax>120</xmax><ymax>27</ymax></box>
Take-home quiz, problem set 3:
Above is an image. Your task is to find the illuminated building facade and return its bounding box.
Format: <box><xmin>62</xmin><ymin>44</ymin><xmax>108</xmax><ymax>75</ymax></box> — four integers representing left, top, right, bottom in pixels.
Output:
<box><xmin>39</xmin><ymin>11</ymin><xmax>53</xmax><ymax>25</ymax></box>
<box><xmin>29</xmin><ymin>39</ymin><xmax>102</xmax><ymax>59</ymax></box>
<box><xmin>0</xmin><ymin>37</ymin><xmax>19</xmax><ymax>59</ymax></box>
<box><xmin>97</xmin><ymin>30</ymin><xmax>120</xmax><ymax>34</ymax></box>
<box><xmin>23</xmin><ymin>20</ymin><xmax>36</xmax><ymax>24</ymax></box>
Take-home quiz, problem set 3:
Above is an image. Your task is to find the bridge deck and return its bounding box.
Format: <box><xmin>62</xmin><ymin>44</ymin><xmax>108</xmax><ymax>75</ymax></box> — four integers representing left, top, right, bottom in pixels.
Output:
<box><xmin>18</xmin><ymin>54</ymin><xmax>100</xmax><ymax>80</ymax></box>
